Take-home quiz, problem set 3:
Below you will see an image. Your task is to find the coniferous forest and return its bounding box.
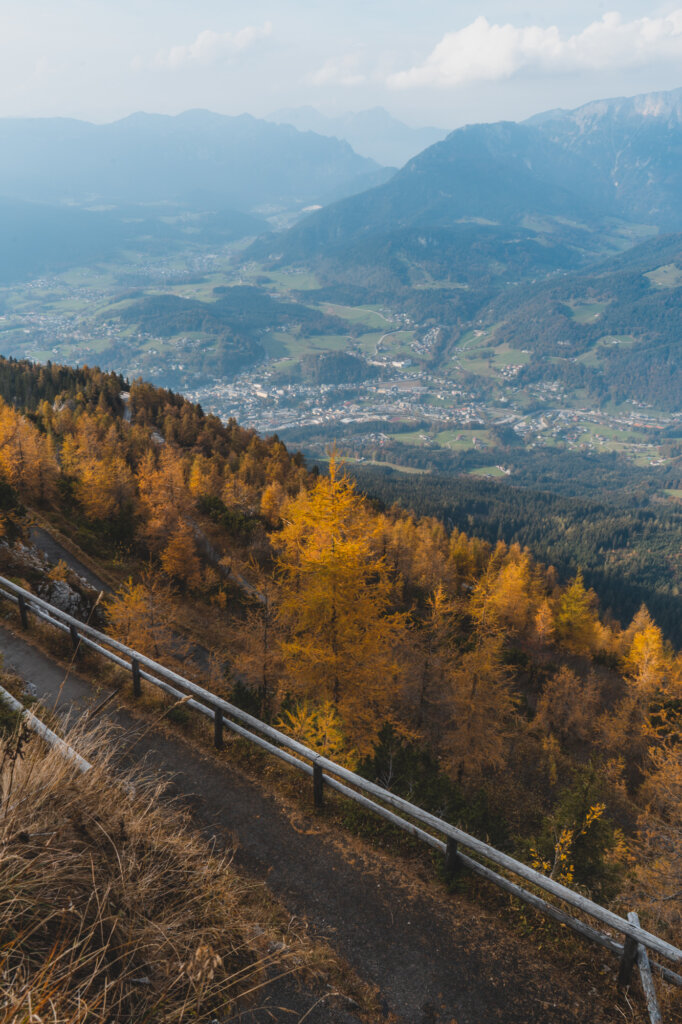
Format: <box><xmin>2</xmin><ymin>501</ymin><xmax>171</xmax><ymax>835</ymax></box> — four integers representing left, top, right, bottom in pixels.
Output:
<box><xmin>0</xmin><ymin>356</ymin><xmax>679</xmax><ymax>967</ymax></box>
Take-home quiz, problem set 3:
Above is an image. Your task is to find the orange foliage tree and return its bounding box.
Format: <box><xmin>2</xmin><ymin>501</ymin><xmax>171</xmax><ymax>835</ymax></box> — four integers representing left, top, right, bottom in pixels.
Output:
<box><xmin>273</xmin><ymin>456</ymin><xmax>407</xmax><ymax>752</ymax></box>
<box><xmin>438</xmin><ymin>636</ymin><xmax>517</xmax><ymax>782</ymax></box>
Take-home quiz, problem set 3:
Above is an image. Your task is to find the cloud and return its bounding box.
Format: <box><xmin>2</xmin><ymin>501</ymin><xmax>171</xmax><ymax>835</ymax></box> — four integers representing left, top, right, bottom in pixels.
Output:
<box><xmin>155</xmin><ymin>23</ymin><xmax>272</xmax><ymax>70</ymax></box>
<box><xmin>307</xmin><ymin>54</ymin><xmax>366</xmax><ymax>87</ymax></box>
<box><xmin>388</xmin><ymin>10</ymin><xmax>682</xmax><ymax>88</ymax></box>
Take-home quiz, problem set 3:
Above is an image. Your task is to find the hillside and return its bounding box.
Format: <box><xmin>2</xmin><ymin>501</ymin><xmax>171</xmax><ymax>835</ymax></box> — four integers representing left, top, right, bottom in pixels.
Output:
<box><xmin>0</xmin><ymin>110</ymin><xmax>396</xmax><ymax>286</ymax></box>
<box><xmin>528</xmin><ymin>88</ymin><xmax>682</xmax><ymax>229</ymax></box>
<box><xmin>0</xmin><ymin>196</ymin><xmax>270</xmax><ymax>286</ymax></box>
<box><xmin>478</xmin><ymin>232</ymin><xmax>682</xmax><ymax>411</ymax></box>
<box><xmin>0</xmin><ymin>699</ymin><xmax>334</xmax><ymax>1022</ymax></box>
<box><xmin>0</xmin><ymin>356</ymin><xmax>680</xmax><ymax>997</ymax></box>
<box><xmin>252</xmin><ymin>86</ymin><xmax>682</xmax><ymax>294</ymax></box>
<box><xmin>253</xmin><ymin>120</ymin><xmax>620</xmax><ymax>287</ymax></box>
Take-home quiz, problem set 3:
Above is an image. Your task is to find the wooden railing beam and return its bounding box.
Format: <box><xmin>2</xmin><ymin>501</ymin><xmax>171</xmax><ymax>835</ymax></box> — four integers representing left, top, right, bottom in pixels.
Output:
<box><xmin>1</xmin><ymin>574</ymin><xmax>680</xmax><ymax>973</ymax></box>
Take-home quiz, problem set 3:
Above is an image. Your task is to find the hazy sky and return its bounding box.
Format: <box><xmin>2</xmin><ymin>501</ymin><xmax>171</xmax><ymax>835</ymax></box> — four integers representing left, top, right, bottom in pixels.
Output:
<box><xmin>3</xmin><ymin>1</ymin><xmax>682</xmax><ymax>128</ymax></box>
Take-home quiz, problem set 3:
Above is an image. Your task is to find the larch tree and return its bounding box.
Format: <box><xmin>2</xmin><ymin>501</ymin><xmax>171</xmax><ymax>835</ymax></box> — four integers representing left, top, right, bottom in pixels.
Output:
<box><xmin>136</xmin><ymin>446</ymin><xmax>190</xmax><ymax>549</ymax></box>
<box><xmin>633</xmin><ymin>742</ymin><xmax>682</xmax><ymax>939</ymax></box>
<box><xmin>555</xmin><ymin>570</ymin><xmax>600</xmax><ymax>654</ymax></box>
<box><xmin>534</xmin><ymin>666</ymin><xmax>602</xmax><ymax>747</ymax></box>
<box><xmin>75</xmin><ymin>453</ymin><xmax>136</xmax><ymax>523</ymax></box>
<box><xmin>408</xmin><ymin>584</ymin><xmax>460</xmax><ymax>730</ymax></box>
<box><xmin>106</xmin><ymin>568</ymin><xmax>184</xmax><ymax>664</ymax></box>
<box><xmin>625</xmin><ymin>622</ymin><xmax>667</xmax><ymax>697</ymax></box>
<box><xmin>0</xmin><ymin>403</ymin><xmax>58</xmax><ymax>505</ymax></box>
<box><xmin>438</xmin><ymin>636</ymin><xmax>517</xmax><ymax>783</ymax></box>
<box><xmin>273</xmin><ymin>455</ymin><xmax>406</xmax><ymax>752</ymax></box>
<box><xmin>160</xmin><ymin>520</ymin><xmax>203</xmax><ymax>590</ymax></box>
<box><xmin>229</xmin><ymin>571</ymin><xmax>283</xmax><ymax>717</ymax></box>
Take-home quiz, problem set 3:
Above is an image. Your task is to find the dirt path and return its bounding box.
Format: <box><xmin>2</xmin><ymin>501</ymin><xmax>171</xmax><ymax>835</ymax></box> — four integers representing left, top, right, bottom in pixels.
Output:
<box><xmin>0</xmin><ymin>624</ymin><xmax>624</xmax><ymax>1024</ymax></box>
<box><xmin>28</xmin><ymin>526</ymin><xmax>112</xmax><ymax>593</ymax></box>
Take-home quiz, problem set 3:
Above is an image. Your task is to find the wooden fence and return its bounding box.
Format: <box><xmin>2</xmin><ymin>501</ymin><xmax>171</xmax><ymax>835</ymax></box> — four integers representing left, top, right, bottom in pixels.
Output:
<box><xmin>0</xmin><ymin>573</ymin><xmax>679</xmax><ymax>1020</ymax></box>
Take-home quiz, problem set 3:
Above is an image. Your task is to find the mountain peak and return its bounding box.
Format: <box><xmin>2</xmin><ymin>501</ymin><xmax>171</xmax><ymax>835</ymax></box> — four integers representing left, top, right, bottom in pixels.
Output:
<box><xmin>527</xmin><ymin>85</ymin><xmax>682</xmax><ymax>129</ymax></box>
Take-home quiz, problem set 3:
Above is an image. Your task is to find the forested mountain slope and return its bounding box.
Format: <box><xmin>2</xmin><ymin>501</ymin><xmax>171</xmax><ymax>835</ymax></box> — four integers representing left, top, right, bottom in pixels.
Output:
<box><xmin>0</xmin><ymin>110</ymin><xmax>395</xmax><ymax>284</ymax></box>
<box><xmin>475</xmin><ymin>232</ymin><xmax>682</xmax><ymax>410</ymax></box>
<box><xmin>252</xmin><ymin>121</ymin><xmax>617</xmax><ymax>287</ymax></box>
<box><xmin>0</xmin><ymin>356</ymin><xmax>679</xmax><ymax>969</ymax></box>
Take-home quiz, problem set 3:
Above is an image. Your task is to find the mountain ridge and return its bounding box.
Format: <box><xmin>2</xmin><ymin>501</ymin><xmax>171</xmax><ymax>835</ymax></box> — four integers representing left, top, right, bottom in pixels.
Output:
<box><xmin>253</xmin><ymin>85</ymin><xmax>682</xmax><ymax>286</ymax></box>
<box><xmin>0</xmin><ymin>109</ymin><xmax>389</xmax><ymax>213</ymax></box>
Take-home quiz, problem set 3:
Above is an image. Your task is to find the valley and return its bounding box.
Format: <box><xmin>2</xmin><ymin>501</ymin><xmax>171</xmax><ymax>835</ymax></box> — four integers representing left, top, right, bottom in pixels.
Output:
<box><xmin>1</xmin><ymin>247</ymin><xmax>679</xmax><ymax>490</ymax></box>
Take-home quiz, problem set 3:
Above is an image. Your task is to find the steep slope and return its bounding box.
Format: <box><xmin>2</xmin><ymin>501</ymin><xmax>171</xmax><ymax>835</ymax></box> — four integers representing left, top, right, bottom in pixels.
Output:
<box><xmin>0</xmin><ymin>109</ymin><xmax>387</xmax><ymax>213</ymax></box>
<box><xmin>252</xmin><ymin>120</ymin><xmax>622</xmax><ymax>285</ymax></box>
<box><xmin>1</xmin><ymin>354</ymin><xmax>681</xmax><ymax>998</ymax></box>
<box><xmin>255</xmin><ymin>86</ymin><xmax>682</xmax><ymax>286</ymax></box>
<box><xmin>529</xmin><ymin>87</ymin><xmax>682</xmax><ymax>229</ymax></box>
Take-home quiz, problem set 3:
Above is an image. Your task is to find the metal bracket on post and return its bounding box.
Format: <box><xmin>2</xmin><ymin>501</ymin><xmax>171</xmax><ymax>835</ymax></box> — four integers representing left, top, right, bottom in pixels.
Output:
<box><xmin>131</xmin><ymin>658</ymin><xmax>141</xmax><ymax>698</ymax></box>
<box><xmin>214</xmin><ymin>706</ymin><xmax>224</xmax><ymax>749</ymax></box>
<box><xmin>313</xmin><ymin>760</ymin><xmax>324</xmax><ymax>810</ymax></box>
<box><xmin>445</xmin><ymin>837</ymin><xmax>463</xmax><ymax>878</ymax></box>
<box><xmin>18</xmin><ymin>594</ymin><xmax>28</xmax><ymax>630</ymax></box>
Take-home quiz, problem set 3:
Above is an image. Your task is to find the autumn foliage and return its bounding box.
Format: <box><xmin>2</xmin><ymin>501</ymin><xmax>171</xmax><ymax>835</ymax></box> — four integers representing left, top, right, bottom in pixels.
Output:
<box><xmin>1</xmin><ymin>358</ymin><xmax>681</xmax><ymax>944</ymax></box>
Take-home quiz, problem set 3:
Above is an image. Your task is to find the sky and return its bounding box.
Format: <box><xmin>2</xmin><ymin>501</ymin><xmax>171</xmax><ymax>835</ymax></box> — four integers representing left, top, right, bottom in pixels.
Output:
<box><xmin>2</xmin><ymin>0</ymin><xmax>682</xmax><ymax>129</ymax></box>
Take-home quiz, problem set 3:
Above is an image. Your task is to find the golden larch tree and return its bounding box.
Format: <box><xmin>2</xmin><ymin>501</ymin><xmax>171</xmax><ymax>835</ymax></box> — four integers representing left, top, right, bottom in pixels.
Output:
<box><xmin>273</xmin><ymin>456</ymin><xmax>406</xmax><ymax>752</ymax></box>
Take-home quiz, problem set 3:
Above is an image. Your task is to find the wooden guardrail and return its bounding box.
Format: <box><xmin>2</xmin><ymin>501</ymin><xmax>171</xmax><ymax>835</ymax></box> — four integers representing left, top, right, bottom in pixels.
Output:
<box><xmin>0</xmin><ymin>682</ymin><xmax>91</xmax><ymax>774</ymax></box>
<box><xmin>0</xmin><ymin>573</ymin><xmax>679</xmax><ymax>1017</ymax></box>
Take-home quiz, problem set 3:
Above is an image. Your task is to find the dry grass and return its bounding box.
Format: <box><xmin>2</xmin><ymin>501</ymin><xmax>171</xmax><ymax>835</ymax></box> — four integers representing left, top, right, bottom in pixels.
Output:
<box><xmin>0</xmin><ymin>713</ymin><xmax>317</xmax><ymax>1023</ymax></box>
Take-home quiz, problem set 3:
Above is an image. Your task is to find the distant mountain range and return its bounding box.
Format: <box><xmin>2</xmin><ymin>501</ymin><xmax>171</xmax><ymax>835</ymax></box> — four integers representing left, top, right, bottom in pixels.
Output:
<box><xmin>259</xmin><ymin>87</ymin><xmax>682</xmax><ymax>287</ymax></box>
<box><xmin>0</xmin><ymin>109</ymin><xmax>390</xmax><ymax>214</ymax></box>
<box><xmin>0</xmin><ymin>109</ymin><xmax>396</xmax><ymax>283</ymax></box>
<box><xmin>267</xmin><ymin>106</ymin><xmax>447</xmax><ymax>167</ymax></box>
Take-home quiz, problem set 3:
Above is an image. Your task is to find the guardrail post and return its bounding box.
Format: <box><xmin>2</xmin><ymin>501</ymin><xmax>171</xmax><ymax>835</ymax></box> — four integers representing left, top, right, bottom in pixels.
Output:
<box><xmin>69</xmin><ymin>624</ymin><xmax>80</xmax><ymax>656</ymax></box>
<box><xmin>313</xmin><ymin>761</ymin><xmax>324</xmax><ymax>810</ymax></box>
<box><xmin>214</xmin><ymin>707</ymin><xmax>224</xmax><ymax>749</ymax></box>
<box><xmin>18</xmin><ymin>594</ymin><xmax>28</xmax><ymax>630</ymax></box>
<box><xmin>618</xmin><ymin>928</ymin><xmax>639</xmax><ymax>989</ymax></box>
<box><xmin>131</xmin><ymin>658</ymin><xmax>141</xmax><ymax>698</ymax></box>
<box><xmin>445</xmin><ymin>837</ymin><xmax>463</xmax><ymax>878</ymax></box>
<box><xmin>627</xmin><ymin>911</ymin><xmax>662</xmax><ymax>1023</ymax></box>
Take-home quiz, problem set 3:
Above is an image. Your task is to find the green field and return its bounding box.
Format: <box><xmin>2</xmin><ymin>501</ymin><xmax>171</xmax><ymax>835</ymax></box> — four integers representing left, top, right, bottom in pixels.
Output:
<box><xmin>241</xmin><ymin>267</ymin><xmax>320</xmax><ymax>292</ymax></box>
<box><xmin>469</xmin><ymin>465</ymin><xmax>508</xmax><ymax>478</ymax></box>
<box><xmin>456</xmin><ymin>323</ymin><xmax>501</xmax><ymax>351</ymax></box>
<box><xmin>645</xmin><ymin>263</ymin><xmax>682</xmax><ymax>289</ymax></box>
<box><xmin>388</xmin><ymin>428</ymin><xmax>495</xmax><ymax>452</ymax></box>
<box><xmin>567</xmin><ymin>300</ymin><xmax>610</xmax><ymax>323</ymax></box>
<box><xmin>322</xmin><ymin>303</ymin><xmax>392</xmax><ymax>330</ymax></box>
<box><xmin>459</xmin><ymin>342</ymin><xmax>530</xmax><ymax>377</ymax></box>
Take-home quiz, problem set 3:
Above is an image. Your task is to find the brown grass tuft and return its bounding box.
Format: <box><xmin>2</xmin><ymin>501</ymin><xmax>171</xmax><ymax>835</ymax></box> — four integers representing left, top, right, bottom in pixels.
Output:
<box><xmin>0</xmin><ymin>714</ymin><xmax>313</xmax><ymax>1023</ymax></box>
